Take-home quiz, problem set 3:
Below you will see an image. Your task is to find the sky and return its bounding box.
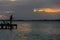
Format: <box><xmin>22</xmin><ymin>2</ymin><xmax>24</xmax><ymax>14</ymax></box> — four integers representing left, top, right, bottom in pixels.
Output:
<box><xmin>0</xmin><ymin>0</ymin><xmax>60</xmax><ymax>20</ymax></box>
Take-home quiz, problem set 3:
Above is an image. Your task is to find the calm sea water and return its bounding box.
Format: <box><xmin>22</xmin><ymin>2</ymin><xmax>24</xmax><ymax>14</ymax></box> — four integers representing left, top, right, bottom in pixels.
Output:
<box><xmin>0</xmin><ymin>21</ymin><xmax>60</xmax><ymax>40</ymax></box>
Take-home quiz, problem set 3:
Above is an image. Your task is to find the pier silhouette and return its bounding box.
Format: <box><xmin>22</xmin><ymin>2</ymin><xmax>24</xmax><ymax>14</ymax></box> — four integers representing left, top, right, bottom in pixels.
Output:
<box><xmin>0</xmin><ymin>15</ymin><xmax>17</xmax><ymax>30</ymax></box>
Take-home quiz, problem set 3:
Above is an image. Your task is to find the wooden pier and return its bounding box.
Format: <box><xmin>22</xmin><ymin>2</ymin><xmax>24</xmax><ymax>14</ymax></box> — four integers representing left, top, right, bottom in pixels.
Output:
<box><xmin>0</xmin><ymin>15</ymin><xmax>17</xmax><ymax>30</ymax></box>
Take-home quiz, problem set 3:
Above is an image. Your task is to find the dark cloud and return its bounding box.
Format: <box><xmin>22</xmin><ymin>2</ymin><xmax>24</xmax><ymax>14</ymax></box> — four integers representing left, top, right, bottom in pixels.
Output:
<box><xmin>34</xmin><ymin>0</ymin><xmax>60</xmax><ymax>8</ymax></box>
<box><xmin>0</xmin><ymin>0</ymin><xmax>60</xmax><ymax>20</ymax></box>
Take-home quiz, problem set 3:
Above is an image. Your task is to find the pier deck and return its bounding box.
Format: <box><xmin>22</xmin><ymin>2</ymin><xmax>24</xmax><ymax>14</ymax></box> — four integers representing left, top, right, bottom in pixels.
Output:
<box><xmin>0</xmin><ymin>24</ymin><xmax>17</xmax><ymax>30</ymax></box>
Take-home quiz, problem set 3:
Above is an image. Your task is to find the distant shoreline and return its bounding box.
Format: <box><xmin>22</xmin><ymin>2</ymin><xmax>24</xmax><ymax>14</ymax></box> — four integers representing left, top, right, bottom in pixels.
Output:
<box><xmin>0</xmin><ymin>20</ymin><xmax>60</xmax><ymax>21</ymax></box>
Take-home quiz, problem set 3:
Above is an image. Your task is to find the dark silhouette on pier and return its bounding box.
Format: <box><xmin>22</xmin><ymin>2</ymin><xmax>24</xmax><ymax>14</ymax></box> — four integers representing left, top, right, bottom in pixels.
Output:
<box><xmin>0</xmin><ymin>15</ymin><xmax>17</xmax><ymax>30</ymax></box>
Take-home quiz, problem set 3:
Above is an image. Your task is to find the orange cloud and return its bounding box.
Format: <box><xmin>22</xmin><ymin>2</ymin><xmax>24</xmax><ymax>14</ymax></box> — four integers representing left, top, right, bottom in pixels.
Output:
<box><xmin>33</xmin><ymin>8</ymin><xmax>60</xmax><ymax>13</ymax></box>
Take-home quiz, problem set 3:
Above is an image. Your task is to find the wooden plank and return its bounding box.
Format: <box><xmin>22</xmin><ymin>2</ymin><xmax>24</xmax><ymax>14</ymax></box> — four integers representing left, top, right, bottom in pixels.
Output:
<box><xmin>0</xmin><ymin>24</ymin><xmax>17</xmax><ymax>30</ymax></box>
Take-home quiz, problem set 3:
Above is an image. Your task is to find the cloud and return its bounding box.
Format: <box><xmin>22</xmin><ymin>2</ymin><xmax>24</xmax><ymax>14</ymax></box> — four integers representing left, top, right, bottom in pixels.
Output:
<box><xmin>0</xmin><ymin>0</ymin><xmax>60</xmax><ymax>20</ymax></box>
<box><xmin>0</xmin><ymin>11</ymin><xmax>15</xmax><ymax>14</ymax></box>
<box><xmin>34</xmin><ymin>0</ymin><xmax>60</xmax><ymax>8</ymax></box>
<box><xmin>0</xmin><ymin>15</ymin><xmax>8</xmax><ymax>19</ymax></box>
<box><xmin>33</xmin><ymin>8</ymin><xmax>60</xmax><ymax>13</ymax></box>
<box><xmin>4</xmin><ymin>11</ymin><xmax>15</xmax><ymax>13</ymax></box>
<box><xmin>0</xmin><ymin>0</ymin><xmax>33</xmax><ymax>7</ymax></box>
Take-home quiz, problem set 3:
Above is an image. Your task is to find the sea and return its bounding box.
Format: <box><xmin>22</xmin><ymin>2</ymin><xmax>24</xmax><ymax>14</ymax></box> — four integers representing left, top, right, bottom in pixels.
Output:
<box><xmin>0</xmin><ymin>21</ymin><xmax>60</xmax><ymax>40</ymax></box>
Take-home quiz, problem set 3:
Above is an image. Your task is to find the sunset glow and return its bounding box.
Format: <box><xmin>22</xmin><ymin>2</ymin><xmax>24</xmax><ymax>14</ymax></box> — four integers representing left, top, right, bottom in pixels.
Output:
<box><xmin>0</xmin><ymin>15</ymin><xmax>7</xmax><ymax>19</ymax></box>
<box><xmin>33</xmin><ymin>8</ymin><xmax>60</xmax><ymax>13</ymax></box>
<box><xmin>10</xmin><ymin>0</ymin><xmax>16</xmax><ymax>2</ymax></box>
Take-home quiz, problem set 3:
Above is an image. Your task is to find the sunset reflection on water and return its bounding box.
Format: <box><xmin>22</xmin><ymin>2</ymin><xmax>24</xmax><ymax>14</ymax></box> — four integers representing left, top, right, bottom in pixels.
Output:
<box><xmin>16</xmin><ymin>22</ymin><xmax>32</xmax><ymax>33</ymax></box>
<box><xmin>13</xmin><ymin>21</ymin><xmax>60</xmax><ymax>40</ymax></box>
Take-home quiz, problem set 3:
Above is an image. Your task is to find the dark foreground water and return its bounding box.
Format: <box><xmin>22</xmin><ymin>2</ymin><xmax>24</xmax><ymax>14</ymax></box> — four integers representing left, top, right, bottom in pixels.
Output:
<box><xmin>0</xmin><ymin>21</ymin><xmax>60</xmax><ymax>40</ymax></box>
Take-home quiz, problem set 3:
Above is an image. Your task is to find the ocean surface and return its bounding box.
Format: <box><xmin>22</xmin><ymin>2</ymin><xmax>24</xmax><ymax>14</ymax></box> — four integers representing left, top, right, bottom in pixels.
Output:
<box><xmin>0</xmin><ymin>21</ymin><xmax>60</xmax><ymax>40</ymax></box>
